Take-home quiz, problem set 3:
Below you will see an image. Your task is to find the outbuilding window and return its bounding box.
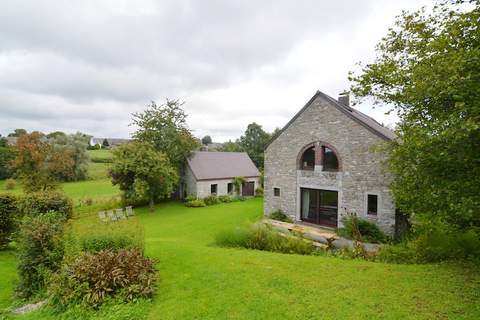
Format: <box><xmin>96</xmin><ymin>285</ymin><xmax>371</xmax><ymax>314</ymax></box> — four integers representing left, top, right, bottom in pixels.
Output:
<box><xmin>210</xmin><ymin>184</ymin><xmax>218</xmax><ymax>195</ymax></box>
<box><xmin>227</xmin><ymin>183</ymin><xmax>233</xmax><ymax>194</ymax></box>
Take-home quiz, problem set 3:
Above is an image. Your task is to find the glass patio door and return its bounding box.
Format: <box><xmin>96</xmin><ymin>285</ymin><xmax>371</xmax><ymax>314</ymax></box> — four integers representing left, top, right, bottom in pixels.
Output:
<box><xmin>300</xmin><ymin>188</ymin><xmax>338</xmax><ymax>227</ymax></box>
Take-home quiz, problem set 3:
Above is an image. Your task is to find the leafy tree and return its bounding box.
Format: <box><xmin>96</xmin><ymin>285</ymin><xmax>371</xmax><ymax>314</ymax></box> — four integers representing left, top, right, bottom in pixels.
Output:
<box><xmin>239</xmin><ymin>123</ymin><xmax>270</xmax><ymax>169</ymax></box>
<box><xmin>201</xmin><ymin>135</ymin><xmax>212</xmax><ymax>145</ymax></box>
<box><xmin>51</xmin><ymin>132</ymin><xmax>90</xmax><ymax>181</ymax></box>
<box><xmin>102</xmin><ymin>139</ymin><xmax>110</xmax><ymax>148</ymax></box>
<box><xmin>46</xmin><ymin>131</ymin><xmax>66</xmax><ymax>139</ymax></box>
<box><xmin>132</xmin><ymin>99</ymin><xmax>199</xmax><ymax>169</ymax></box>
<box><xmin>110</xmin><ymin>142</ymin><xmax>178</xmax><ymax>210</ymax></box>
<box><xmin>11</xmin><ymin>132</ymin><xmax>59</xmax><ymax>192</ymax></box>
<box><xmin>349</xmin><ymin>0</ymin><xmax>480</xmax><ymax>229</ymax></box>
<box><xmin>220</xmin><ymin>140</ymin><xmax>243</xmax><ymax>152</ymax></box>
<box><xmin>0</xmin><ymin>137</ymin><xmax>15</xmax><ymax>180</ymax></box>
<box><xmin>8</xmin><ymin>129</ymin><xmax>27</xmax><ymax>137</ymax></box>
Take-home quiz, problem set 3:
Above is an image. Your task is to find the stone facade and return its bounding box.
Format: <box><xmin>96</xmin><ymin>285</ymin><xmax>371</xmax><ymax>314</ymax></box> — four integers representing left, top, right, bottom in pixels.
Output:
<box><xmin>264</xmin><ymin>92</ymin><xmax>396</xmax><ymax>234</ymax></box>
<box><xmin>184</xmin><ymin>165</ymin><xmax>259</xmax><ymax>198</ymax></box>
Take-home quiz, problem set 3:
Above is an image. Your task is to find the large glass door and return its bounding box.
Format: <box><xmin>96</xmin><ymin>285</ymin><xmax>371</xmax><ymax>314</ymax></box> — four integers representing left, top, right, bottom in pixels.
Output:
<box><xmin>300</xmin><ymin>188</ymin><xmax>338</xmax><ymax>227</ymax></box>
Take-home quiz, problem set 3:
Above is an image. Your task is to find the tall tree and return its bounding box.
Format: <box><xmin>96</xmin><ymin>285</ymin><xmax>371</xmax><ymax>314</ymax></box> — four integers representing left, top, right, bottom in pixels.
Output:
<box><xmin>8</xmin><ymin>129</ymin><xmax>27</xmax><ymax>137</ymax></box>
<box><xmin>132</xmin><ymin>99</ymin><xmax>199</xmax><ymax>168</ymax></box>
<box><xmin>220</xmin><ymin>140</ymin><xmax>243</xmax><ymax>152</ymax></box>
<box><xmin>110</xmin><ymin>142</ymin><xmax>178</xmax><ymax>210</ymax></box>
<box><xmin>349</xmin><ymin>0</ymin><xmax>480</xmax><ymax>229</ymax></box>
<box><xmin>239</xmin><ymin>123</ymin><xmax>270</xmax><ymax>169</ymax></box>
<box><xmin>11</xmin><ymin>132</ymin><xmax>58</xmax><ymax>191</ymax></box>
<box><xmin>0</xmin><ymin>137</ymin><xmax>15</xmax><ymax>180</ymax></box>
<box><xmin>201</xmin><ymin>135</ymin><xmax>212</xmax><ymax>145</ymax></box>
<box><xmin>50</xmin><ymin>132</ymin><xmax>90</xmax><ymax>181</ymax></box>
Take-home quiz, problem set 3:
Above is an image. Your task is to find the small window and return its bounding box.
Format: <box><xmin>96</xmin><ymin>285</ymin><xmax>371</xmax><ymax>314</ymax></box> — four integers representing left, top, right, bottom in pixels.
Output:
<box><xmin>210</xmin><ymin>184</ymin><xmax>218</xmax><ymax>195</ymax></box>
<box><xmin>274</xmin><ymin>188</ymin><xmax>280</xmax><ymax>197</ymax></box>
<box><xmin>227</xmin><ymin>183</ymin><xmax>233</xmax><ymax>194</ymax></box>
<box><xmin>323</xmin><ymin>146</ymin><xmax>339</xmax><ymax>171</ymax></box>
<box><xmin>367</xmin><ymin>194</ymin><xmax>378</xmax><ymax>215</ymax></box>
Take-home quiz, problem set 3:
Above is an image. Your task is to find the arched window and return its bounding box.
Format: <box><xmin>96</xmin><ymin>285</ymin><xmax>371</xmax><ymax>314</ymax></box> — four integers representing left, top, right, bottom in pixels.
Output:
<box><xmin>300</xmin><ymin>146</ymin><xmax>315</xmax><ymax>170</ymax></box>
<box><xmin>298</xmin><ymin>142</ymin><xmax>340</xmax><ymax>172</ymax></box>
<box><xmin>322</xmin><ymin>146</ymin><xmax>339</xmax><ymax>171</ymax></box>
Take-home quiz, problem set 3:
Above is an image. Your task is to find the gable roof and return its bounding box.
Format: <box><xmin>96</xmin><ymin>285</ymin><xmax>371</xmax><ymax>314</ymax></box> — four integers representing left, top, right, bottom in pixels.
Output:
<box><xmin>187</xmin><ymin>151</ymin><xmax>260</xmax><ymax>181</ymax></box>
<box><xmin>266</xmin><ymin>91</ymin><xmax>395</xmax><ymax>149</ymax></box>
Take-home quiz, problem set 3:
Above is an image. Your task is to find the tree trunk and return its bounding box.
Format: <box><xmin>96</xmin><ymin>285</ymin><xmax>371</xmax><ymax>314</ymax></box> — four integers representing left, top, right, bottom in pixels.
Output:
<box><xmin>149</xmin><ymin>197</ymin><xmax>155</xmax><ymax>212</ymax></box>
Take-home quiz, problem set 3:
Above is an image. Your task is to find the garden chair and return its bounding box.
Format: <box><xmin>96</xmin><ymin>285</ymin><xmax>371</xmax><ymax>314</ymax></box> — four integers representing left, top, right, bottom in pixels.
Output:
<box><xmin>107</xmin><ymin>210</ymin><xmax>117</xmax><ymax>222</ymax></box>
<box><xmin>97</xmin><ymin>211</ymin><xmax>108</xmax><ymax>223</ymax></box>
<box><xmin>126</xmin><ymin>206</ymin><xmax>135</xmax><ymax>217</ymax></box>
<box><xmin>115</xmin><ymin>208</ymin><xmax>126</xmax><ymax>220</ymax></box>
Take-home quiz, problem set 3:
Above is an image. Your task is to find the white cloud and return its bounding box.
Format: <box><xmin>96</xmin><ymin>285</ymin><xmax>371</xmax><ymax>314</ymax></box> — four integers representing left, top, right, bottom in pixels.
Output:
<box><xmin>0</xmin><ymin>0</ymin><xmax>430</xmax><ymax>141</ymax></box>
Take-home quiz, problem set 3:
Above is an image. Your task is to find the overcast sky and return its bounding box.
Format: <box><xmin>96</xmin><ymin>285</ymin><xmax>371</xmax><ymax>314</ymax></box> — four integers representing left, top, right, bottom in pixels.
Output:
<box><xmin>0</xmin><ymin>0</ymin><xmax>432</xmax><ymax>141</ymax></box>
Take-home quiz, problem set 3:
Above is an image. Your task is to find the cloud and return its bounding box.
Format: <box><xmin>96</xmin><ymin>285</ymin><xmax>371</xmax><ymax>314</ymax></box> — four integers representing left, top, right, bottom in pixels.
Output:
<box><xmin>0</xmin><ymin>0</ymin><xmax>430</xmax><ymax>140</ymax></box>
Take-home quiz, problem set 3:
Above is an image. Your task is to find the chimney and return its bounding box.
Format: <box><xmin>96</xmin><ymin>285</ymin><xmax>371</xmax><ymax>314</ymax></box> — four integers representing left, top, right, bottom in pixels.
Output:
<box><xmin>338</xmin><ymin>92</ymin><xmax>350</xmax><ymax>107</ymax></box>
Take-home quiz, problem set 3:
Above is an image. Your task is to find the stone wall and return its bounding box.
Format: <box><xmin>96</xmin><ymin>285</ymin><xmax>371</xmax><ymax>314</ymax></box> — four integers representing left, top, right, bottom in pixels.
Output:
<box><xmin>264</xmin><ymin>94</ymin><xmax>395</xmax><ymax>234</ymax></box>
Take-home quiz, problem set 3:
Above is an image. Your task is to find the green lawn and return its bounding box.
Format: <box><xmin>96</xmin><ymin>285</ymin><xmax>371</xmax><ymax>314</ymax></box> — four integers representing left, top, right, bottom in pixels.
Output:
<box><xmin>1</xmin><ymin>198</ymin><xmax>478</xmax><ymax>319</ymax></box>
<box><xmin>87</xmin><ymin>149</ymin><xmax>113</xmax><ymax>161</ymax></box>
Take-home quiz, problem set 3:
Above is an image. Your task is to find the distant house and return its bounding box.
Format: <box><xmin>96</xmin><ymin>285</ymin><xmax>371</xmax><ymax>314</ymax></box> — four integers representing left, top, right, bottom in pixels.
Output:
<box><xmin>5</xmin><ymin>137</ymin><xmax>18</xmax><ymax>146</ymax></box>
<box><xmin>89</xmin><ymin>137</ymin><xmax>131</xmax><ymax>148</ymax></box>
<box><xmin>199</xmin><ymin>142</ymin><xmax>224</xmax><ymax>152</ymax></box>
<box><xmin>183</xmin><ymin>151</ymin><xmax>260</xmax><ymax>199</ymax></box>
<box><xmin>264</xmin><ymin>91</ymin><xmax>396</xmax><ymax>235</ymax></box>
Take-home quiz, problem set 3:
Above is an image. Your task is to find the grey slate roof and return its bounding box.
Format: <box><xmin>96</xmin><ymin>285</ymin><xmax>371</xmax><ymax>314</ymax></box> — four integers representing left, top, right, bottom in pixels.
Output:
<box><xmin>266</xmin><ymin>91</ymin><xmax>395</xmax><ymax>148</ymax></box>
<box><xmin>187</xmin><ymin>151</ymin><xmax>260</xmax><ymax>181</ymax></box>
<box><xmin>90</xmin><ymin>138</ymin><xmax>132</xmax><ymax>146</ymax></box>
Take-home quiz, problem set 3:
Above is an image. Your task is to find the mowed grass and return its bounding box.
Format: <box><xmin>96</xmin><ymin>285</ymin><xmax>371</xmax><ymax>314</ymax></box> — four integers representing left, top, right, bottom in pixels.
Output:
<box><xmin>1</xmin><ymin>198</ymin><xmax>479</xmax><ymax>319</ymax></box>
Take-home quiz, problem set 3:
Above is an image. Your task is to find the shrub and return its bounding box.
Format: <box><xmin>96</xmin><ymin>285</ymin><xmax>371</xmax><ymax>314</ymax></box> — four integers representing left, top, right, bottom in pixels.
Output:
<box><xmin>231</xmin><ymin>196</ymin><xmax>246</xmax><ymax>202</ymax></box>
<box><xmin>50</xmin><ymin>249</ymin><xmax>157</xmax><ymax>310</ymax></box>
<box><xmin>255</xmin><ymin>187</ymin><xmax>264</xmax><ymax>197</ymax></box>
<box><xmin>16</xmin><ymin>212</ymin><xmax>65</xmax><ymax>298</ymax></box>
<box><xmin>269</xmin><ymin>210</ymin><xmax>293</xmax><ymax>223</ymax></box>
<box><xmin>203</xmin><ymin>195</ymin><xmax>220</xmax><ymax>206</ymax></box>
<box><xmin>70</xmin><ymin>219</ymin><xmax>144</xmax><ymax>256</ymax></box>
<box><xmin>0</xmin><ymin>194</ymin><xmax>17</xmax><ymax>248</ymax></box>
<box><xmin>4</xmin><ymin>178</ymin><xmax>16</xmax><ymax>190</ymax></box>
<box><xmin>17</xmin><ymin>191</ymin><xmax>73</xmax><ymax>219</ymax></box>
<box><xmin>185</xmin><ymin>199</ymin><xmax>206</xmax><ymax>207</ymax></box>
<box><xmin>218</xmin><ymin>195</ymin><xmax>232</xmax><ymax>203</ymax></box>
<box><xmin>215</xmin><ymin>224</ymin><xmax>316</xmax><ymax>255</ymax></box>
<box><xmin>185</xmin><ymin>195</ymin><xmax>197</xmax><ymax>202</ymax></box>
<box><xmin>338</xmin><ymin>215</ymin><xmax>388</xmax><ymax>244</ymax></box>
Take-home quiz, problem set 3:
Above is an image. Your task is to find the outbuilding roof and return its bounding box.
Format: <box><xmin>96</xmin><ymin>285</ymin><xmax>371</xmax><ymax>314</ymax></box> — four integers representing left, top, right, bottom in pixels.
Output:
<box><xmin>187</xmin><ymin>151</ymin><xmax>260</xmax><ymax>181</ymax></box>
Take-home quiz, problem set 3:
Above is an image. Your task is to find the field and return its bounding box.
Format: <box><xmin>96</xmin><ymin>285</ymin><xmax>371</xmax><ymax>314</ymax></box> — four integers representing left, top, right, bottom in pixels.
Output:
<box><xmin>1</xmin><ymin>198</ymin><xmax>479</xmax><ymax>319</ymax></box>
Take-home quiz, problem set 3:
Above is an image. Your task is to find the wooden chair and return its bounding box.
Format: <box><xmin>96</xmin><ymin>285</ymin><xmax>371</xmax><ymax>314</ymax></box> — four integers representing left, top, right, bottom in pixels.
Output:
<box><xmin>97</xmin><ymin>211</ymin><xmax>108</xmax><ymax>223</ymax></box>
<box><xmin>107</xmin><ymin>210</ymin><xmax>117</xmax><ymax>222</ymax></box>
<box><xmin>115</xmin><ymin>208</ymin><xmax>126</xmax><ymax>220</ymax></box>
<box><xmin>126</xmin><ymin>206</ymin><xmax>135</xmax><ymax>217</ymax></box>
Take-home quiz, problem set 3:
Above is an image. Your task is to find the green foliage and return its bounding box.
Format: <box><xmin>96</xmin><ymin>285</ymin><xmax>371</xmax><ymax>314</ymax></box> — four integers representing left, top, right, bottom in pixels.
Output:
<box><xmin>0</xmin><ymin>143</ymin><xmax>15</xmax><ymax>180</ymax></box>
<box><xmin>219</xmin><ymin>140</ymin><xmax>243</xmax><ymax>152</ymax></box>
<box><xmin>0</xmin><ymin>194</ymin><xmax>17</xmax><ymax>249</ymax></box>
<box><xmin>232</xmin><ymin>176</ymin><xmax>245</xmax><ymax>195</ymax></box>
<box><xmin>49</xmin><ymin>249</ymin><xmax>157</xmax><ymax>310</ymax></box>
<box><xmin>67</xmin><ymin>218</ymin><xmax>144</xmax><ymax>256</ymax></box>
<box><xmin>338</xmin><ymin>215</ymin><xmax>388</xmax><ymax>244</ymax></box>
<box><xmin>215</xmin><ymin>224</ymin><xmax>316</xmax><ymax>255</ymax></box>
<box><xmin>238</xmin><ymin>123</ymin><xmax>270</xmax><ymax>169</ymax></box>
<box><xmin>201</xmin><ymin>135</ymin><xmax>212</xmax><ymax>145</ymax></box>
<box><xmin>218</xmin><ymin>195</ymin><xmax>232</xmax><ymax>203</ymax></box>
<box><xmin>131</xmin><ymin>99</ymin><xmax>199</xmax><ymax>168</ymax></box>
<box><xmin>255</xmin><ymin>187</ymin><xmax>264</xmax><ymax>197</ymax></box>
<box><xmin>16</xmin><ymin>212</ymin><xmax>65</xmax><ymax>298</ymax></box>
<box><xmin>231</xmin><ymin>195</ymin><xmax>246</xmax><ymax>202</ymax></box>
<box><xmin>4</xmin><ymin>178</ymin><xmax>15</xmax><ymax>190</ymax></box>
<box><xmin>102</xmin><ymin>138</ymin><xmax>110</xmax><ymax>148</ymax></box>
<box><xmin>350</xmin><ymin>1</ymin><xmax>480</xmax><ymax>230</ymax></box>
<box><xmin>110</xmin><ymin>141</ymin><xmax>178</xmax><ymax>210</ymax></box>
<box><xmin>203</xmin><ymin>194</ymin><xmax>220</xmax><ymax>206</ymax></box>
<box><xmin>17</xmin><ymin>191</ymin><xmax>73</xmax><ymax>219</ymax></box>
<box><xmin>185</xmin><ymin>199</ymin><xmax>206</xmax><ymax>207</ymax></box>
<box><xmin>269</xmin><ymin>210</ymin><xmax>293</xmax><ymax>223</ymax></box>
<box><xmin>50</xmin><ymin>132</ymin><xmax>90</xmax><ymax>181</ymax></box>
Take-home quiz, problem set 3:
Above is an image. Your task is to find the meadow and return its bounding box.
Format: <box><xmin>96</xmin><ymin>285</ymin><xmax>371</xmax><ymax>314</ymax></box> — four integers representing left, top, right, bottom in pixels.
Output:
<box><xmin>0</xmin><ymin>149</ymin><xmax>478</xmax><ymax>319</ymax></box>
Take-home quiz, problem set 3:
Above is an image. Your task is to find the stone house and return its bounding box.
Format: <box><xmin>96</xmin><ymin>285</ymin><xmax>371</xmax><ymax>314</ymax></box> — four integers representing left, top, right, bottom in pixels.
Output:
<box><xmin>264</xmin><ymin>91</ymin><xmax>396</xmax><ymax>234</ymax></box>
<box><xmin>183</xmin><ymin>151</ymin><xmax>260</xmax><ymax>199</ymax></box>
